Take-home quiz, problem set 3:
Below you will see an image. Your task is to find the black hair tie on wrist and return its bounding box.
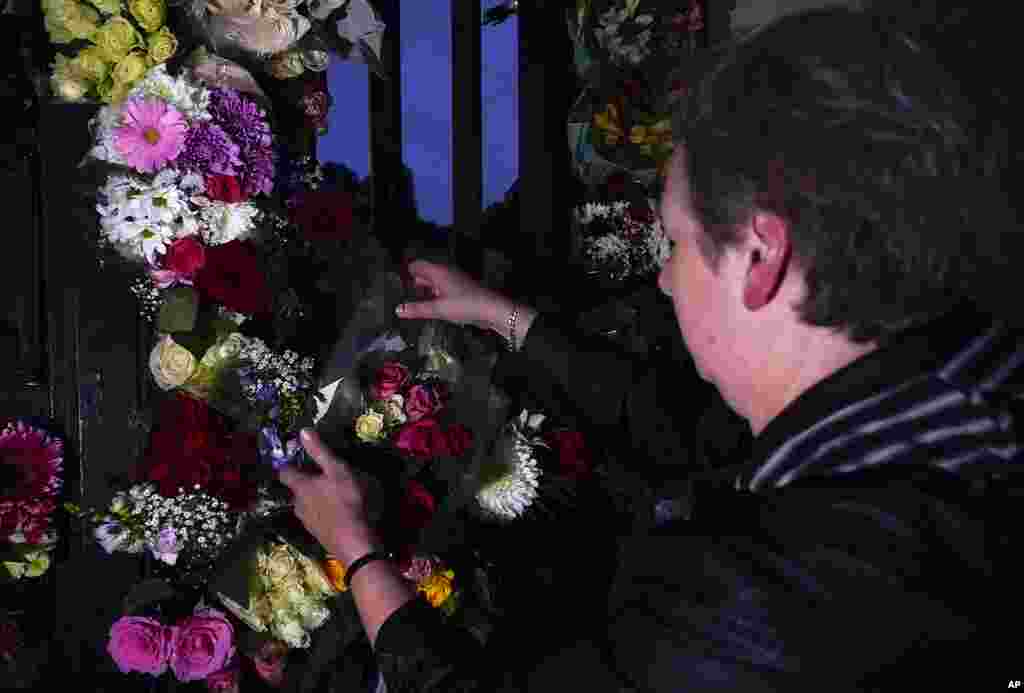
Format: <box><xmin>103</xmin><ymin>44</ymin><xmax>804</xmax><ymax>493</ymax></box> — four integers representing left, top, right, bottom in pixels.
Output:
<box><xmin>344</xmin><ymin>550</ymin><xmax>396</xmax><ymax>589</ymax></box>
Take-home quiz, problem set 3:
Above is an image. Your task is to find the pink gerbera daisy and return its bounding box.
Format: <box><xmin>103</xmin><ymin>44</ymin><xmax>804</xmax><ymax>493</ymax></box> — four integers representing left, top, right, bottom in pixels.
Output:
<box><xmin>114</xmin><ymin>97</ymin><xmax>188</xmax><ymax>173</ymax></box>
<box><xmin>0</xmin><ymin>419</ymin><xmax>63</xmax><ymax>543</ymax></box>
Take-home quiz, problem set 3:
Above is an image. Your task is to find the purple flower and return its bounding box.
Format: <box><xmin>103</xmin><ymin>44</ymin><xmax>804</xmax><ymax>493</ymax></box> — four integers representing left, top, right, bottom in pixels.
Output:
<box><xmin>258</xmin><ymin>426</ymin><xmax>302</xmax><ymax>470</ymax></box>
<box><xmin>150</xmin><ymin>526</ymin><xmax>180</xmax><ymax>566</ymax></box>
<box><xmin>207</xmin><ymin>88</ymin><xmax>276</xmax><ymax>197</ymax></box>
<box><xmin>177</xmin><ymin>121</ymin><xmax>243</xmax><ymax>177</ymax></box>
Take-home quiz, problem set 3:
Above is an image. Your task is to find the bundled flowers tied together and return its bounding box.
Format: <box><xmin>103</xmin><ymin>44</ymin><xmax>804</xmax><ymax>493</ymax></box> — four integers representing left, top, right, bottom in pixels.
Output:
<box><xmin>573</xmin><ymin>198</ymin><xmax>671</xmax><ymax>282</ymax></box>
<box><xmin>0</xmin><ymin>420</ymin><xmax>63</xmax><ymax>581</ymax></box>
<box><xmin>217</xmin><ymin>539</ymin><xmax>335</xmax><ymax>649</ymax></box>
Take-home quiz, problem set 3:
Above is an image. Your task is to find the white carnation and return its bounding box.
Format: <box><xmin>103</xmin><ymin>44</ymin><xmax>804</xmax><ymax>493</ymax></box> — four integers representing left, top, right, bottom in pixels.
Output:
<box><xmin>199</xmin><ymin>200</ymin><xmax>262</xmax><ymax>245</ymax></box>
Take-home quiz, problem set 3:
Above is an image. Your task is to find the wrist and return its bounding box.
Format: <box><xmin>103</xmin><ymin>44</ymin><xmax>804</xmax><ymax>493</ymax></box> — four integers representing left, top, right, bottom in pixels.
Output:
<box><xmin>327</xmin><ymin>530</ymin><xmax>383</xmax><ymax>567</ymax></box>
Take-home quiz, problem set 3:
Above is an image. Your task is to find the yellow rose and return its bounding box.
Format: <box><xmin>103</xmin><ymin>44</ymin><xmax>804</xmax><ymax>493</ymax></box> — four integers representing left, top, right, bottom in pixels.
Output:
<box><xmin>87</xmin><ymin>0</ymin><xmax>123</xmax><ymax>14</ymax></box>
<box><xmin>112</xmin><ymin>50</ymin><xmax>150</xmax><ymax>86</ymax></box>
<box><xmin>94</xmin><ymin>16</ymin><xmax>142</xmax><ymax>63</ymax></box>
<box><xmin>71</xmin><ymin>45</ymin><xmax>111</xmax><ymax>83</ymax></box>
<box><xmin>354</xmin><ymin>411</ymin><xmax>386</xmax><ymax>443</ymax></box>
<box><xmin>63</xmin><ymin>0</ymin><xmax>102</xmax><ymax>40</ymax></box>
<box><xmin>147</xmin><ymin>26</ymin><xmax>179</xmax><ymax>64</ymax></box>
<box><xmin>149</xmin><ymin>334</ymin><xmax>197</xmax><ymax>390</ymax></box>
<box><xmin>267</xmin><ymin>50</ymin><xmax>306</xmax><ymax>80</ymax></box>
<box><xmin>417</xmin><ymin>569</ymin><xmax>455</xmax><ymax>608</ymax></box>
<box><xmin>129</xmin><ymin>0</ymin><xmax>166</xmax><ymax>33</ymax></box>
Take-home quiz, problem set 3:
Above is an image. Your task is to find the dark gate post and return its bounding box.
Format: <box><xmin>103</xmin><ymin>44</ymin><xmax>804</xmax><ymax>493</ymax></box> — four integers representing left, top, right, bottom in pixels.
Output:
<box><xmin>450</xmin><ymin>0</ymin><xmax>483</xmax><ymax>275</ymax></box>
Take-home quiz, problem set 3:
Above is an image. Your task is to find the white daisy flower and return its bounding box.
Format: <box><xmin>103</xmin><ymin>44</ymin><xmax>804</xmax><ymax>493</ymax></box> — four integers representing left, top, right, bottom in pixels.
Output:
<box><xmin>474</xmin><ymin>424</ymin><xmax>542</xmax><ymax>522</ymax></box>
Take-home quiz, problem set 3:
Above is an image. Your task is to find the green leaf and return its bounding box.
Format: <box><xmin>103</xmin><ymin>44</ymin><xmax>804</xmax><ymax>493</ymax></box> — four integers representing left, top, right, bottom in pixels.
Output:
<box><xmin>122</xmin><ymin>578</ymin><xmax>178</xmax><ymax>616</ymax></box>
<box><xmin>157</xmin><ymin>286</ymin><xmax>199</xmax><ymax>334</ymax></box>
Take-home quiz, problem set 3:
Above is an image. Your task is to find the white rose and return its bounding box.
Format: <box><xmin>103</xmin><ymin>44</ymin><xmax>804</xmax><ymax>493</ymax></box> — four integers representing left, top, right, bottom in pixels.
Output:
<box><xmin>382</xmin><ymin>394</ymin><xmax>406</xmax><ymax>426</ymax></box>
<box><xmin>149</xmin><ymin>334</ymin><xmax>197</xmax><ymax>390</ymax></box>
<box><xmin>53</xmin><ymin>75</ymin><xmax>91</xmax><ymax>101</ymax></box>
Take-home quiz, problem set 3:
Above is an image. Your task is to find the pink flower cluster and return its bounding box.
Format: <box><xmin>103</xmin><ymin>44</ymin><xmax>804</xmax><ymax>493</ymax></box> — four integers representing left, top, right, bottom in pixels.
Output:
<box><xmin>107</xmin><ymin>608</ymin><xmax>236</xmax><ymax>684</ymax></box>
<box><xmin>367</xmin><ymin>361</ymin><xmax>473</xmax><ymax>460</ymax></box>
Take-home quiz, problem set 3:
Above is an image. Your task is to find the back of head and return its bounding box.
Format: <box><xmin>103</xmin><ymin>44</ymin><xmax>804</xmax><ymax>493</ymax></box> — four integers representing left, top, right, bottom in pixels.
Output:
<box><xmin>674</xmin><ymin>7</ymin><xmax>1019</xmax><ymax>344</ymax></box>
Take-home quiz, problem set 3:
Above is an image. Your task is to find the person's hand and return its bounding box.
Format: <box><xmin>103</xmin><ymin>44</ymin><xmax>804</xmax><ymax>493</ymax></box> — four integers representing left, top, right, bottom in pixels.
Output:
<box><xmin>278</xmin><ymin>429</ymin><xmax>381</xmax><ymax>564</ymax></box>
<box><xmin>396</xmin><ymin>259</ymin><xmax>515</xmax><ymax>334</ymax></box>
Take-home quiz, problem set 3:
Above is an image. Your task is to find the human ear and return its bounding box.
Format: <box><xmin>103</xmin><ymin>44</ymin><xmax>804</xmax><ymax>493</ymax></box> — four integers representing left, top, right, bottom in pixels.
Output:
<box><xmin>742</xmin><ymin>211</ymin><xmax>791</xmax><ymax>310</ymax></box>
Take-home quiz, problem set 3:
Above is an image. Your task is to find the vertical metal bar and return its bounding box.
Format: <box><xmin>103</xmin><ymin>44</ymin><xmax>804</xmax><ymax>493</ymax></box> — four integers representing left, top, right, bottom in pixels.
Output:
<box><xmin>450</xmin><ymin>0</ymin><xmax>483</xmax><ymax>273</ymax></box>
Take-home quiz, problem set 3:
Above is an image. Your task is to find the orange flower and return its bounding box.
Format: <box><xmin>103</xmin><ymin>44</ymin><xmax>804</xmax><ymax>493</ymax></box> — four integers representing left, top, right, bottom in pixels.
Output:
<box><xmin>323</xmin><ymin>558</ymin><xmax>347</xmax><ymax>592</ymax></box>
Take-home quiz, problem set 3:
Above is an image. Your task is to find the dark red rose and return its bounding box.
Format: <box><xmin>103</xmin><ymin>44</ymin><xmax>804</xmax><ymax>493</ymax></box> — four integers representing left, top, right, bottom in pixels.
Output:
<box><xmin>193</xmin><ymin>240</ymin><xmax>273</xmax><ymax>317</ymax></box>
<box><xmin>394</xmin><ymin>418</ymin><xmax>448</xmax><ymax>460</ymax></box>
<box><xmin>289</xmin><ymin>189</ymin><xmax>355</xmax><ymax>243</ymax></box>
<box><xmin>404</xmin><ymin>384</ymin><xmax>443</xmax><ymax>423</ymax></box>
<box><xmin>626</xmin><ymin>201</ymin><xmax>655</xmax><ymax>224</ymax></box>
<box><xmin>543</xmin><ymin>430</ymin><xmax>593</xmax><ymax>480</ymax></box>
<box><xmin>369</xmin><ymin>362</ymin><xmax>410</xmax><ymax>401</ymax></box>
<box><xmin>443</xmin><ymin>424</ymin><xmax>473</xmax><ymax>458</ymax></box>
<box><xmin>397</xmin><ymin>479</ymin><xmax>436</xmax><ymax>534</ymax></box>
<box><xmin>143</xmin><ymin>393</ymin><xmax>257</xmax><ymax>509</ymax></box>
<box><xmin>162</xmin><ymin>237</ymin><xmax>207</xmax><ymax>277</ymax></box>
<box><xmin>205</xmin><ymin>175</ymin><xmax>247</xmax><ymax>203</ymax></box>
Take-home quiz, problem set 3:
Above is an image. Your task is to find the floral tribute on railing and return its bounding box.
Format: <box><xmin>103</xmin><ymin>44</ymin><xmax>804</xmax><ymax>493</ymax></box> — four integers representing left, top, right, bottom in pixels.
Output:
<box><xmin>567</xmin><ymin>0</ymin><xmax>703</xmax><ymax>188</ymax></box>
<box><xmin>0</xmin><ymin>419</ymin><xmax>63</xmax><ymax>583</ymax></box>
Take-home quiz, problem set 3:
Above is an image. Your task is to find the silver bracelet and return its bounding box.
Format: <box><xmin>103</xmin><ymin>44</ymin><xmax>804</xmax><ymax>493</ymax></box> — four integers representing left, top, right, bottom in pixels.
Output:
<box><xmin>506</xmin><ymin>305</ymin><xmax>520</xmax><ymax>352</ymax></box>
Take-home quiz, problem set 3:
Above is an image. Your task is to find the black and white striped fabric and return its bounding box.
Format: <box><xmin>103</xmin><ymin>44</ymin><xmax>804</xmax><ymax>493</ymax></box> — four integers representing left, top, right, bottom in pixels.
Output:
<box><xmin>739</xmin><ymin>322</ymin><xmax>1024</xmax><ymax>492</ymax></box>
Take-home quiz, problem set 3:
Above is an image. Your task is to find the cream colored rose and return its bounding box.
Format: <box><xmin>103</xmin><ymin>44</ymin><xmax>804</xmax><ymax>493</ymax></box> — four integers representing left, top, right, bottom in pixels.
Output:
<box><xmin>52</xmin><ymin>73</ymin><xmax>91</xmax><ymax>101</ymax></box>
<box><xmin>94</xmin><ymin>16</ymin><xmax>142</xmax><ymax>63</ymax></box>
<box><xmin>300</xmin><ymin>555</ymin><xmax>335</xmax><ymax>596</ymax></box>
<box><xmin>300</xmin><ymin>48</ymin><xmax>329</xmax><ymax>72</ymax></box>
<box><xmin>149</xmin><ymin>334</ymin><xmax>198</xmax><ymax>390</ymax></box>
<box><xmin>62</xmin><ymin>1</ymin><xmax>102</xmax><ymax>40</ymax></box>
<box><xmin>298</xmin><ymin>602</ymin><xmax>330</xmax><ymax>630</ymax></box>
<box><xmin>147</xmin><ymin>26</ymin><xmax>179</xmax><ymax>64</ymax></box>
<box><xmin>382</xmin><ymin>395</ymin><xmax>407</xmax><ymax>427</ymax></box>
<box><xmin>354</xmin><ymin>410</ymin><xmax>386</xmax><ymax>443</ymax></box>
<box><xmin>267</xmin><ymin>49</ymin><xmax>305</xmax><ymax>79</ymax></box>
<box><xmin>200</xmin><ymin>332</ymin><xmax>245</xmax><ymax>371</ymax></box>
<box><xmin>264</xmin><ymin>544</ymin><xmax>301</xmax><ymax>584</ymax></box>
<box><xmin>71</xmin><ymin>45</ymin><xmax>111</xmax><ymax>83</ymax></box>
<box><xmin>112</xmin><ymin>51</ymin><xmax>150</xmax><ymax>86</ymax></box>
<box><xmin>129</xmin><ymin>0</ymin><xmax>166</xmax><ymax>33</ymax></box>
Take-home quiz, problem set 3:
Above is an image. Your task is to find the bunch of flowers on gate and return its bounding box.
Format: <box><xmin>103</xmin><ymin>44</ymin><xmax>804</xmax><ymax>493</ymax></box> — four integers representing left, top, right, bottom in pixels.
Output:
<box><xmin>573</xmin><ymin>196</ymin><xmax>671</xmax><ymax>281</ymax></box>
<box><xmin>42</xmin><ymin>0</ymin><xmax>181</xmax><ymax>104</ymax></box>
<box><xmin>0</xmin><ymin>419</ymin><xmax>63</xmax><ymax>582</ymax></box>
<box><xmin>351</xmin><ymin>347</ymin><xmax>474</xmax><ymax>464</ymax></box>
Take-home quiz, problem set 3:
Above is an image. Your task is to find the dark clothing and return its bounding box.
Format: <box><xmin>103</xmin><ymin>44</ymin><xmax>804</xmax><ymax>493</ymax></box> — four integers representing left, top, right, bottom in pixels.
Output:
<box><xmin>375</xmin><ymin>310</ymin><xmax>1022</xmax><ymax>691</ymax></box>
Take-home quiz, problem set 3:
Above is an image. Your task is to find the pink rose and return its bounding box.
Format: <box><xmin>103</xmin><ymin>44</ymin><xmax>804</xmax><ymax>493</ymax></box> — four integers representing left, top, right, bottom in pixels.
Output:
<box><xmin>170</xmin><ymin>608</ymin><xmax>236</xmax><ymax>682</ymax></box>
<box><xmin>206</xmin><ymin>665</ymin><xmax>241</xmax><ymax>692</ymax></box>
<box><xmin>404</xmin><ymin>384</ymin><xmax>443</xmax><ymax>423</ymax></box>
<box><xmin>252</xmin><ymin>641</ymin><xmax>288</xmax><ymax>688</ymax></box>
<box><xmin>108</xmin><ymin>616</ymin><xmax>177</xmax><ymax>676</ymax></box>
<box><xmin>394</xmin><ymin>418</ymin><xmax>447</xmax><ymax>460</ymax></box>
<box><xmin>444</xmin><ymin>424</ymin><xmax>473</xmax><ymax>457</ymax></box>
<box><xmin>370</xmin><ymin>362</ymin><xmax>410</xmax><ymax>401</ymax></box>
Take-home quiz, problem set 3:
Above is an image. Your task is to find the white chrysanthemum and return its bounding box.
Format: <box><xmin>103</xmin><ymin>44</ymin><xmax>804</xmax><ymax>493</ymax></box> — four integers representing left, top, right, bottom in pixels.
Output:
<box><xmin>198</xmin><ymin>200</ymin><xmax>262</xmax><ymax>245</ymax></box>
<box><xmin>97</xmin><ymin>171</ymin><xmax>196</xmax><ymax>263</ymax></box>
<box><xmin>474</xmin><ymin>427</ymin><xmax>542</xmax><ymax>522</ymax></box>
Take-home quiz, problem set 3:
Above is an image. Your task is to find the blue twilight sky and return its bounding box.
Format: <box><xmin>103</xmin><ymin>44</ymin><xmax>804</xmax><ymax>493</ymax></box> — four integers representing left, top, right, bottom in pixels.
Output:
<box><xmin>318</xmin><ymin>1</ymin><xmax>519</xmax><ymax>226</ymax></box>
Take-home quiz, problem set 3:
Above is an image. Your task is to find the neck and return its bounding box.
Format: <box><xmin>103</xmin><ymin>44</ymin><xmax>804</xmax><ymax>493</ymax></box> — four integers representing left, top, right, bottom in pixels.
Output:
<box><xmin>746</xmin><ymin>329</ymin><xmax>878</xmax><ymax>436</ymax></box>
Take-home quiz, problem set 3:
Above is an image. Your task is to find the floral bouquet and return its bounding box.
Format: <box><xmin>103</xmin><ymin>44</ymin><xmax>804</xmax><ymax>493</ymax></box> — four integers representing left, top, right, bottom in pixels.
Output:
<box><xmin>0</xmin><ymin>419</ymin><xmax>63</xmax><ymax>583</ymax></box>
<box><xmin>187</xmin><ymin>0</ymin><xmax>386</xmax><ymax>81</ymax></box>
<box><xmin>41</xmin><ymin>0</ymin><xmax>180</xmax><ymax>103</ymax></box>
<box><xmin>572</xmin><ymin>197</ymin><xmax>671</xmax><ymax>283</ymax></box>
<box><xmin>468</xmin><ymin>410</ymin><xmax>596</xmax><ymax>524</ymax></box>
<box><xmin>568</xmin><ymin>0</ymin><xmax>704</xmax><ymax>179</ymax></box>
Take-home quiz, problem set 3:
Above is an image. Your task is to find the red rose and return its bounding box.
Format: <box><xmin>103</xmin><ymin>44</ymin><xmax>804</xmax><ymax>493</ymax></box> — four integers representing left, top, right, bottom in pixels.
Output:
<box><xmin>369</xmin><ymin>362</ymin><xmax>410</xmax><ymax>401</ymax></box>
<box><xmin>193</xmin><ymin>240</ymin><xmax>273</xmax><ymax>317</ymax></box>
<box><xmin>289</xmin><ymin>189</ymin><xmax>355</xmax><ymax>243</ymax></box>
<box><xmin>394</xmin><ymin>418</ymin><xmax>448</xmax><ymax>460</ymax></box>
<box><xmin>443</xmin><ymin>424</ymin><xmax>473</xmax><ymax>458</ymax></box>
<box><xmin>543</xmin><ymin>430</ymin><xmax>593</xmax><ymax>479</ymax></box>
<box><xmin>144</xmin><ymin>393</ymin><xmax>257</xmax><ymax>509</ymax></box>
<box><xmin>205</xmin><ymin>175</ymin><xmax>247</xmax><ymax>204</ymax></box>
<box><xmin>163</xmin><ymin>237</ymin><xmax>207</xmax><ymax>277</ymax></box>
<box><xmin>404</xmin><ymin>384</ymin><xmax>443</xmax><ymax>423</ymax></box>
<box><xmin>397</xmin><ymin>479</ymin><xmax>436</xmax><ymax>534</ymax></box>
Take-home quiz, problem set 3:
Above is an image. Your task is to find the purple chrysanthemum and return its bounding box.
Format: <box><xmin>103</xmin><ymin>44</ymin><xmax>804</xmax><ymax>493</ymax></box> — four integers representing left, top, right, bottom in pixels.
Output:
<box><xmin>177</xmin><ymin>121</ymin><xmax>243</xmax><ymax>177</ymax></box>
<box><xmin>208</xmin><ymin>88</ymin><xmax>276</xmax><ymax>197</ymax></box>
